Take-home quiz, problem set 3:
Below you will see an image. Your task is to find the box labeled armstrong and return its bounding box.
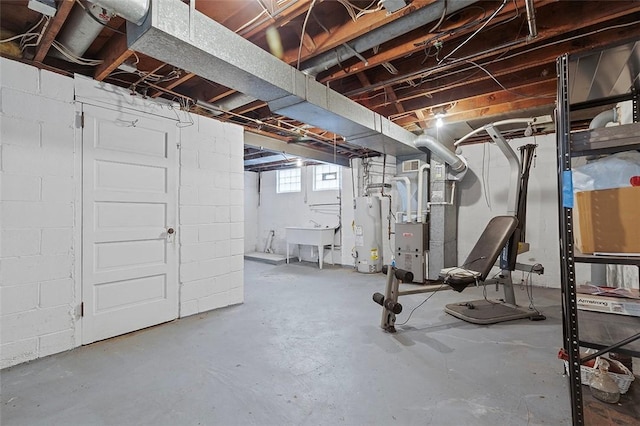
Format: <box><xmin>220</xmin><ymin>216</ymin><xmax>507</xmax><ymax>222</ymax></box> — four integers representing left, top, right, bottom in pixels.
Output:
<box><xmin>576</xmin><ymin>293</ymin><xmax>640</xmax><ymax>317</ymax></box>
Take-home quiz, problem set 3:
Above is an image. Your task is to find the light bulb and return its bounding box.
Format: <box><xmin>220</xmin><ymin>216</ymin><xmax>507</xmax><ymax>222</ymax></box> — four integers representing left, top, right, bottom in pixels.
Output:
<box><xmin>296</xmin><ymin>159</ymin><xmax>303</xmax><ymax>167</ymax></box>
<box><xmin>436</xmin><ymin>117</ymin><xmax>444</xmax><ymax>127</ymax></box>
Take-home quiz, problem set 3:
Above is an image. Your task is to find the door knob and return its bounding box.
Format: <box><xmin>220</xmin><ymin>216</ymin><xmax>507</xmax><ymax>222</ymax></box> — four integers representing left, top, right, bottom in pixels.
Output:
<box><xmin>167</xmin><ymin>228</ymin><xmax>175</xmax><ymax>235</ymax></box>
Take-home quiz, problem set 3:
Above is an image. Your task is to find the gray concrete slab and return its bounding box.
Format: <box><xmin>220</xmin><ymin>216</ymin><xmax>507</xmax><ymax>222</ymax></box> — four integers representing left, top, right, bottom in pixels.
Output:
<box><xmin>1</xmin><ymin>260</ymin><xmax>571</xmax><ymax>425</ymax></box>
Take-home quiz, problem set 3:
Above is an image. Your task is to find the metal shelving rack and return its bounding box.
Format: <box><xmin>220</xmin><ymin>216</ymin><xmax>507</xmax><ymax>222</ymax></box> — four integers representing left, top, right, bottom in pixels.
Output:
<box><xmin>556</xmin><ymin>40</ymin><xmax>640</xmax><ymax>425</ymax></box>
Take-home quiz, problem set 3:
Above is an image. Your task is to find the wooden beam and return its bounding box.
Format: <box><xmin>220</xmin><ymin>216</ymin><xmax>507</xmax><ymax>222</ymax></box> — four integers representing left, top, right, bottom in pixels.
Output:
<box><xmin>33</xmin><ymin>0</ymin><xmax>75</xmax><ymax>63</ymax></box>
<box><xmin>384</xmin><ymin>87</ymin><xmax>405</xmax><ymax>115</ymax></box>
<box><xmin>278</xmin><ymin>0</ymin><xmax>438</xmax><ymax>66</ymax></box>
<box><xmin>207</xmin><ymin>89</ymin><xmax>236</xmax><ymax>103</ymax></box>
<box><xmin>319</xmin><ymin>0</ymin><xmax>543</xmax><ymax>83</ymax></box>
<box><xmin>94</xmin><ymin>33</ymin><xmax>132</xmax><ymax>81</ymax></box>
<box><xmin>373</xmin><ymin>17</ymin><xmax>640</xmax><ymax>114</ymax></box>
<box><xmin>391</xmin><ymin>79</ymin><xmax>557</xmax><ymax>128</ymax></box>
<box><xmin>151</xmin><ymin>72</ymin><xmax>197</xmax><ymax>98</ymax></box>
<box><xmin>414</xmin><ymin>109</ymin><xmax>427</xmax><ymax>130</ymax></box>
<box><xmin>337</xmin><ymin>1</ymin><xmax>640</xmax><ymax>94</ymax></box>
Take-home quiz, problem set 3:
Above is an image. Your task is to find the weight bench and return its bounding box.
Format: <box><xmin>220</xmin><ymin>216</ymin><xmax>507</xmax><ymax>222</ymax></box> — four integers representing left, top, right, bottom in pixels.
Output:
<box><xmin>441</xmin><ymin>215</ymin><xmax>543</xmax><ymax>324</ymax></box>
<box><xmin>373</xmin><ymin>216</ymin><xmax>542</xmax><ymax>330</ymax></box>
<box><xmin>439</xmin><ymin>216</ymin><xmax>517</xmax><ymax>292</ymax></box>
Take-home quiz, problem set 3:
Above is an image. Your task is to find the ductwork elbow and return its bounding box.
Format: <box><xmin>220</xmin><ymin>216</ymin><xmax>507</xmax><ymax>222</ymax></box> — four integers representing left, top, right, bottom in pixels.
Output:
<box><xmin>89</xmin><ymin>0</ymin><xmax>150</xmax><ymax>25</ymax></box>
<box><xmin>415</xmin><ymin>134</ymin><xmax>467</xmax><ymax>174</ymax></box>
<box><xmin>589</xmin><ymin>108</ymin><xmax>618</xmax><ymax>129</ymax></box>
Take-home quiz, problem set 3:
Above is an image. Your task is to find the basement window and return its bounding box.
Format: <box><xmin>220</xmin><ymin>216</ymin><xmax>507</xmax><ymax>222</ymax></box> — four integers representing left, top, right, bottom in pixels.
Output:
<box><xmin>313</xmin><ymin>164</ymin><xmax>340</xmax><ymax>191</ymax></box>
<box><xmin>276</xmin><ymin>168</ymin><xmax>301</xmax><ymax>193</ymax></box>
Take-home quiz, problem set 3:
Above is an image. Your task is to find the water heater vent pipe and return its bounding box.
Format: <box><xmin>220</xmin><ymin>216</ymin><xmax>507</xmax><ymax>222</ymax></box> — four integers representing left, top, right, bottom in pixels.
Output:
<box><xmin>391</xmin><ymin>176</ymin><xmax>412</xmax><ymax>223</ymax></box>
<box><xmin>416</xmin><ymin>163</ymin><xmax>430</xmax><ymax>223</ymax></box>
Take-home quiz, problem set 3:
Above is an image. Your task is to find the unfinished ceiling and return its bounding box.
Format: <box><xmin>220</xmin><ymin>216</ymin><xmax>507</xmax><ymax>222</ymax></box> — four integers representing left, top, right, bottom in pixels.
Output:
<box><xmin>1</xmin><ymin>0</ymin><xmax>639</xmax><ymax>171</ymax></box>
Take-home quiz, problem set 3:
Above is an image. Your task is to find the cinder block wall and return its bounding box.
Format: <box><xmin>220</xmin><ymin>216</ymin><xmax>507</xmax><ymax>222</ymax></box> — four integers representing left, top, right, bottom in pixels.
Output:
<box><xmin>0</xmin><ymin>59</ymin><xmax>78</xmax><ymax>367</ymax></box>
<box><xmin>178</xmin><ymin>115</ymin><xmax>245</xmax><ymax>316</ymax></box>
<box><xmin>0</xmin><ymin>58</ymin><xmax>245</xmax><ymax>368</ymax></box>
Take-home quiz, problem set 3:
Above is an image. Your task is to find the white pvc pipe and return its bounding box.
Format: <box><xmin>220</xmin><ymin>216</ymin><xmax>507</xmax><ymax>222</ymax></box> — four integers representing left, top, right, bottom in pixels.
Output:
<box><xmin>589</xmin><ymin>108</ymin><xmax>617</xmax><ymax>129</ymax></box>
<box><xmin>416</xmin><ymin>163</ymin><xmax>430</xmax><ymax>223</ymax></box>
<box><xmin>391</xmin><ymin>177</ymin><xmax>412</xmax><ymax>223</ymax></box>
<box><xmin>588</xmin><ymin>107</ymin><xmax>617</xmax><ymax>286</ymax></box>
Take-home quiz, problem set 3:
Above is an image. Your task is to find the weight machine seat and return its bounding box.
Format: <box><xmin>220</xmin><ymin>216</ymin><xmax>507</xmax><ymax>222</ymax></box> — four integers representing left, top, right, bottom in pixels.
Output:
<box><xmin>439</xmin><ymin>216</ymin><xmax>518</xmax><ymax>292</ymax></box>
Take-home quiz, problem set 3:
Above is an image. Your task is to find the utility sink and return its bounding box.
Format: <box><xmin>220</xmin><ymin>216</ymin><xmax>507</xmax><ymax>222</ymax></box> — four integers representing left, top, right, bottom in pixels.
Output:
<box><xmin>285</xmin><ymin>227</ymin><xmax>336</xmax><ymax>269</ymax></box>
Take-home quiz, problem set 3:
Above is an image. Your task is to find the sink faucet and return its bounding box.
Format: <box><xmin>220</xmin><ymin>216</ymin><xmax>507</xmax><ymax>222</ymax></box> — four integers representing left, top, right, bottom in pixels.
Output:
<box><xmin>309</xmin><ymin>220</ymin><xmax>321</xmax><ymax>228</ymax></box>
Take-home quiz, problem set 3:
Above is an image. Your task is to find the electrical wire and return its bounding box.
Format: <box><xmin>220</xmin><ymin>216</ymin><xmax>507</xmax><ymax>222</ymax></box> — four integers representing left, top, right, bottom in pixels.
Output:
<box><xmin>51</xmin><ymin>41</ymin><xmax>104</xmax><ymax>66</ymax></box>
<box><xmin>1</xmin><ymin>15</ymin><xmax>48</xmax><ymax>49</ymax></box>
<box><xmin>438</xmin><ymin>0</ymin><xmax>507</xmax><ymax>64</ymax></box>
<box><xmin>394</xmin><ymin>283</ymin><xmax>446</xmax><ymax>326</ymax></box>
<box><xmin>427</xmin><ymin>0</ymin><xmax>447</xmax><ymax>33</ymax></box>
<box><xmin>461</xmin><ymin>59</ymin><xmax>555</xmax><ymax>99</ymax></box>
<box><xmin>296</xmin><ymin>0</ymin><xmax>317</xmax><ymax>70</ymax></box>
<box><xmin>395</xmin><ymin>256</ymin><xmax>489</xmax><ymax>326</ymax></box>
<box><xmin>521</xmin><ymin>264</ymin><xmax>543</xmax><ymax>315</ymax></box>
<box><xmin>337</xmin><ymin>0</ymin><xmax>383</xmax><ymax>22</ymax></box>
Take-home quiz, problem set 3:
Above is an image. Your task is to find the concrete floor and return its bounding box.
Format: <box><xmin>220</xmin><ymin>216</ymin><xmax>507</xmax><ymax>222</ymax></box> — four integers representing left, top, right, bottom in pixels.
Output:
<box><xmin>1</xmin><ymin>260</ymin><xmax>572</xmax><ymax>425</ymax></box>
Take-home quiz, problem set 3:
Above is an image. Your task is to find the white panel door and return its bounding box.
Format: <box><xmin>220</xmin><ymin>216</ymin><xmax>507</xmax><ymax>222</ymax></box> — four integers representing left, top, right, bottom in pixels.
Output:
<box><xmin>82</xmin><ymin>104</ymin><xmax>178</xmax><ymax>344</ymax></box>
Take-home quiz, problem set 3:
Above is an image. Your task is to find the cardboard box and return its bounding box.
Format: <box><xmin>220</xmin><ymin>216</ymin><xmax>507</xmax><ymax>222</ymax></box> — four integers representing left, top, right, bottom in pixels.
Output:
<box><xmin>574</xmin><ymin>186</ymin><xmax>640</xmax><ymax>254</ymax></box>
<box><xmin>577</xmin><ymin>293</ymin><xmax>640</xmax><ymax>317</ymax></box>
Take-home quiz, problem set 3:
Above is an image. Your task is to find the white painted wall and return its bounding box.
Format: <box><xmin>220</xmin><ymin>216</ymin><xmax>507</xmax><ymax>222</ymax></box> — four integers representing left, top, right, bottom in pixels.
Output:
<box><xmin>244</xmin><ymin>171</ymin><xmax>259</xmax><ymax>253</ymax></box>
<box><xmin>251</xmin><ymin>158</ymin><xmax>403</xmax><ymax>268</ymax></box>
<box><xmin>256</xmin><ymin>166</ymin><xmax>343</xmax><ymax>265</ymax></box>
<box><xmin>1</xmin><ymin>59</ymin><xmax>77</xmax><ymax>368</ymax></box>
<box><xmin>456</xmin><ymin>134</ymin><xmax>566</xmax><ymax>288</ymax></box>
<box><xmin>0</xmin><ymin>58</ymin><xmax>244</xmax><ymax>368</ymax></box>
<box><xmin>177</xmin><ymin>111</ymin><xmax>245</xmax><ymax>317</ymax></box>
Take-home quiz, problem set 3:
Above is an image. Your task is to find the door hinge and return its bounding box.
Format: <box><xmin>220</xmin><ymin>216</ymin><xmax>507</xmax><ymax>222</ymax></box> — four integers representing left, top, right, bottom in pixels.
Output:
<box><xmin>76</xmin><ymin>112</ymin><xmax>85</xmax><ymax>129</ymax></box>
<box><xmin>79</xmin><ymin>302</ymin><xmax>84</xmax><ymax>317</ymax></box>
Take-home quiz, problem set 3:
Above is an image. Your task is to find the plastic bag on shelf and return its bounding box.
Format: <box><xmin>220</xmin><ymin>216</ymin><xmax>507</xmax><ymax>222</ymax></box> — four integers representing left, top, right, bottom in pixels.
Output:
<box><xmin>573</xmin><ymin>150</ymin><xmax>640</xmax><ymax>192</ymax></box>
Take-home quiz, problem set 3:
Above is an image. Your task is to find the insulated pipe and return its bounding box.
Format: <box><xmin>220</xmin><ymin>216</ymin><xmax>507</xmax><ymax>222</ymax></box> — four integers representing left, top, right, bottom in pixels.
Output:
<box><xmin>415</xmin><ymin>133</ymin><xmax>466</xmax><ymax>173</ymax></box>
<box><xmin>89</xmin><ymin>0</ymin><xmax>150</xmax><ymax>25</ymax></box>
<box><xmin>589</xmin><ymin>108</ymin><xmax>618</xmax><ymax>129</ymax></box>
<box><xmin>524</xmin><ymin>0</ymin><xmax>537</xmax><ymax>39</ymax></box>
<box><xmin>391</xmin><ymin>177</ymin><xmax>412</xmax><ymax>223</ymax></box>
<box><xmin>416</xmin><ymin>163</ymin><xmax>430</xmax><ymax>223</ymax></box>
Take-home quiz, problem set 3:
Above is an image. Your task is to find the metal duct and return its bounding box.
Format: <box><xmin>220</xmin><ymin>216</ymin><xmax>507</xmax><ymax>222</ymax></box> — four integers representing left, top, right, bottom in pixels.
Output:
<box><xmin>54</xmin><ymin>1</ymin><xmax>113</xmax><ymax>58</ymax></box>
<box><xmin>414</xmin><ymin>133</ymin><xmax>466</xmax><ymax>173</ymax></box>
<box><xmin>214</xmin><ymin>0</ymin><xmax>480</xmax><ymax>118</ymax></box>
<box><xmin>89</xmin><ymin>0</ymin><xmax>149</xmax><ymax>25</ymax></box>
<box><xmin>53</xmin><ymin>0</ymin><xmax>149</xmax><ymax>62</ymax></box>
<box><xmin>300</xmin><ymin>0</ymin><xmax>480</xmax><ymax>76</ymax></box>
<box><xmin>127</xmin><ymin>0</ymin><xmax>419</xmax><ymax>156</ymax></box>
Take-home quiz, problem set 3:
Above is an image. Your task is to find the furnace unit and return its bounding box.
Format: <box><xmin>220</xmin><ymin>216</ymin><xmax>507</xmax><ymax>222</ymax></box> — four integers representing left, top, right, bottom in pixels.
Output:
<box><xmin>395</xmin><ymin>222</ymin><xmax>428</xmax><ymax>283</ymax></box>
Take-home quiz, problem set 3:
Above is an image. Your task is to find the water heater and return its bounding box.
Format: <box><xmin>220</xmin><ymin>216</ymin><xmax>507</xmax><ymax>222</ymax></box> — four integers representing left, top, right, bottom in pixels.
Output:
<box><xmin>354</xmin><ymin>196</ymin><xmax>383</xmax><ymax>273</ymax></box>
